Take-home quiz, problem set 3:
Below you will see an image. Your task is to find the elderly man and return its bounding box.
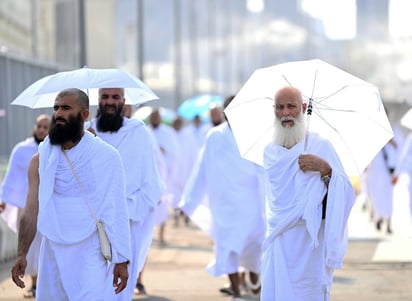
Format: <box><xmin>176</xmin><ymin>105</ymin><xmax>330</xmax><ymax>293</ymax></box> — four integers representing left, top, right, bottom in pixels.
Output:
<box><xmin>11</xmin><ymin>88</ymin><xmax>131</xmax><ymax>300</ymax></box>
<box><xmin>0</xmin><ymin>114</ymin><xmax>50</xmax><ymax>298</ymax></box>
<box><xmin>86</xmin><ymin>88</ymin><xmax>164</xmax><ymax>301</ymax></box>
<box><xmin>260</xmin><ymin>86</ymin><xmax>355</xmax><ymax>301</ymax></box>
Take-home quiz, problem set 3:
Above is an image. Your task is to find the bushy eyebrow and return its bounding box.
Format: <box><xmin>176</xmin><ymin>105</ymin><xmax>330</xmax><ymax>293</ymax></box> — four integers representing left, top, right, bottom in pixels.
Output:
<box><xmin>53</xmin><ymin>104</ymin><xmax>72</xmax><ymax>111</ymax></box>
<box><xmin>99</xmin><ymin>93</ymin><xmax>122</xmax><ymax>99</ymax></box>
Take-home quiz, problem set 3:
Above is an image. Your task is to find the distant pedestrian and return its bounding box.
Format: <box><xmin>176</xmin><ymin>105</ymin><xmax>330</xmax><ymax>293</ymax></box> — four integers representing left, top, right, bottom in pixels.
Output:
<box><xmin>366</xmin><ymin>134</ymin><xmax>402</xmax><ymax>234</ymax></box>
<box><xmin>148</xmin><ymin>108</ymin><xmax>179</xmax><ymax>246</ymax></box>
<box><xmin>179</xmin><ymin>95</ymin><xmax>265</xmax><ymax>300</ymax></box>
<box><xmin>0</xmin><ymin>114</ymin><xmax>50</xmax><ymax>299</ymax></box>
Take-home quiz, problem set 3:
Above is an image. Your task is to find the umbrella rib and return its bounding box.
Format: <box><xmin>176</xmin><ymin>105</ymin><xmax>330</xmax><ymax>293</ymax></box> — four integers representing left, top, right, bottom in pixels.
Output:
<box><xmin>312</xmin><ymin>107</ymin><xmax>393</xmax><ymax>175</ymax></box>
<box><xmin>227</xmin><ymin>96</ymin><xmax>273</xmax><ymax>109</ymax></box>
<box><xmin>243</xmin><ymin>125</ymin><xmax>273</xmax><ymax>160</ymax></box>
<box><xmin>309</xmin><ymin>84</ymin><xmax>376</xmax><ymax>103</ymax></box>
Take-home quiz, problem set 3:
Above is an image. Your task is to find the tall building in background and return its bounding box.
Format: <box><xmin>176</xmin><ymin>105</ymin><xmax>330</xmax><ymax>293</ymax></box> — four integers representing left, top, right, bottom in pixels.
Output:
<box><xmin>0</xmin><ymin>0</ymin><xmax>55</xmax><ymax>61</ymax></box>
<box><xmin>357</xmin><ymin>0</ymin><xmax>389</xmax><ymax>40</ymax></box>
<box><xmin>0</xmin><ymin>1</ymin><xmax>31</xmax><ymax>54</ymax></box>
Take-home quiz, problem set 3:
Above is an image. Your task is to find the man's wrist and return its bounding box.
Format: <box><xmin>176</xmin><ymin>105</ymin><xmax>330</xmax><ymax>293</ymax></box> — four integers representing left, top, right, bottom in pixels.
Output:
<box><xmin>320</xmin><ymin>167</ymin><xmax>332</xmax><ymax>185</ymax></box>
<box><xmin>320</xmin><ymin>167</ymin><xmax>332</xmax><ymax>178</ymax></box>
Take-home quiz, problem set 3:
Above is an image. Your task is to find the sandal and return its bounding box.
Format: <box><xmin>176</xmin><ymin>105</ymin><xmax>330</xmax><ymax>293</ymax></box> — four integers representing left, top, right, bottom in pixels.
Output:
<box><xmin>134</xmin><ymin>283</ymin><xmax>147</xmax><ymax>295</ymax></box>
<box><xmin>23</xmin><ymin>286</ymin><xmax>36</xmax><ymax>299</ymax></box>
<box><xmin>219</xmin><ymin>286</ymin><xmax>234</xmax><ymax>296</ymax></box>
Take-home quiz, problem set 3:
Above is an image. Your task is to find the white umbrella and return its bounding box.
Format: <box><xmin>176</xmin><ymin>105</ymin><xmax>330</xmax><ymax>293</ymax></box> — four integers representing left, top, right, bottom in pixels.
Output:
<box><xmin>11</xmin><ymin>67</ymin><xmax>159</xmax><ymax>108</ymax></box>
<box><xmin>224</xmin><ymin>59</ymin><xmax>393</xmax><ymax>177</ymax></box>
<box><xmin>400</xmin><ymin>107</ymin><xmax>412</xmax><ymax>131</ymax></box>
<box><xmin>132</xmin><ymin>106</ymin><xmax>177</xmax><ymax>124</ymax></box>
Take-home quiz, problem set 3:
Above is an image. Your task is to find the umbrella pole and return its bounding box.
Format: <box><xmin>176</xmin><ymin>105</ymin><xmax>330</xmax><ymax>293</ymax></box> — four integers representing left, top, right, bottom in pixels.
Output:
<box><xmin>303</xmin><ymin>98</ymin><xmax>313</xmax><ymax>153</ymax></box>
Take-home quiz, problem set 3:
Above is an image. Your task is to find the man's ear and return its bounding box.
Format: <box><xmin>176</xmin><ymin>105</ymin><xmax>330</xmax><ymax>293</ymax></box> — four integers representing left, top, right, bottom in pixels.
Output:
<box><xmin>302</xmin><ymin>102</ymin><xmax>307</xmax><ymax>114</ymax></box>
<box><xmin>82</xmin><ymin>109</ymin><xmax>90</xmax><ymax>121</ymax></box>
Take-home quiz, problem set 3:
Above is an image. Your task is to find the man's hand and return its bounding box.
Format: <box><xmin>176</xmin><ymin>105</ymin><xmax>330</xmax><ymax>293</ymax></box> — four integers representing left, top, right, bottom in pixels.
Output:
<box><xmin>112</xmin><ymin>261</ymin><xmax>129</xmax><ymax>294</ymax></box>
<box><xmin>298</xmin><ymin>154</ymin><xmax>331</xmax><ymax>177</ymax></box>
<box><xmin>11</xmin><ymin>256</ymin><xmax>27</xmax><ymax>288</ymax></box>
<box><xmin>87</xmin><ymin>126</ymin><xmax>97</xmax><ymax>136</ymax></box>
<box><xmin>392</xmin><ymin>175</ymin><xmax>399</xmax><ymax>185</ymax></box>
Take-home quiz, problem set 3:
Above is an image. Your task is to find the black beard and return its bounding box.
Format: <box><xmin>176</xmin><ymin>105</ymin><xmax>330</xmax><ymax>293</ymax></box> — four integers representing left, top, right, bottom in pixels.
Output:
<box><xmin>33</xmin><ymin>133</ymin><xmax>44</xmax><ymax>145</ymax></box>
<box><xmin>96</xmin><ymin>104</ymin><xmax>124</xmax><ymax>132</ymax></box>
<box><xmin>49</xmin><ymin>113</ymin><xmax>83</xmax><ymax>146</ymax></box>
<box><xmin>212</xmin><ymin>120</ymin><xmax>222</xmax><ymax>126</ymax></box>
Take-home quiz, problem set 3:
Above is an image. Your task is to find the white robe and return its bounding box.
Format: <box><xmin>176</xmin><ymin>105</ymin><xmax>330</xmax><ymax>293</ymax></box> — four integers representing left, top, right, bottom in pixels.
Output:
<box><xmin>179</xmin><ymin>122</ymin><xmax>266</xmax><ymax>276</ymax></box>
<box><xmin>1</xmin><ymin>137</ymin><xmax>37</xmax><ymax>209</ymax></box>
<box><xmin>395</xmin><ymin>133</ymin><xmax>412</xmax><ymax>216</ymax></box>
<box><xmin>366</xmin><ymin>143</ymin><xmax>398</xmax><ymax>220</ymax></box>
<box><xmin>149</xmin><ymin>123</ymin><xmax>179</xmax><ymax>225</ymax></box>
<box><xmin>169</xmin><ymin>125</ymin><xmax>199</xmax><ymax>206</ymax></box>
<box><xmin>261</xmin><ymin>132</ymin><xmax>355</xmax><ymax>301</ymax></box>
<box><xmin>0</xmin><ymin>137</ymin><xmax>42</xmax><ymax>275</ymax></box>
<box><xmin>86</xmin><ymin>118</ymin><xmax>164</xmax><ymax>301</ymax></box>
<box><xmin>37</xmin><ymin>131</ymin><xmax>131</xmax><ymax>300</ymax></box>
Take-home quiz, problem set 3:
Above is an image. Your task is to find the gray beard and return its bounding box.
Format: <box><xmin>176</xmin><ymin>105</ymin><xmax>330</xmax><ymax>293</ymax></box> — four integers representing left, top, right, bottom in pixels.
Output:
<box><xmin>273</xmin><ymin>113</ymin><xmax>306</xmax><ymax>148</ymax></box>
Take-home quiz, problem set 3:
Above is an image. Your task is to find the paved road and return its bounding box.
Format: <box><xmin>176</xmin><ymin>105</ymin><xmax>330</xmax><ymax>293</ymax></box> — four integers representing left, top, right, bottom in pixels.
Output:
<box><xmin>1</xmin><ymin>180</ymin><xmax>412</xmax><ymax>300</ymax></box>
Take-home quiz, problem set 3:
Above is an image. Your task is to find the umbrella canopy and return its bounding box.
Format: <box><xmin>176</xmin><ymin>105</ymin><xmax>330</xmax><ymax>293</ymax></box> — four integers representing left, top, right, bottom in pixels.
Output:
<box><xmin>224</xmin><ymin>59</ymin><xmax>393</xmax><ymax>176</ymax></box>
<box><xmin>132</xmin><ymin>106</ymin><xmax>177</xmax><ymax>125</ymax></box>
<box><xmin>177</xmin><ymin>94</ymin><xmax>223</xmax><ymax>121</ymax></box>
<box><xmin>400</xmin><ymin>108</ymin><xmax>412</xmax><ymax>130</ymax></box>
<box><xmin>11</xmin><ymin>67</ymin><xmax>158</xmax><ymax>108</ymax></box>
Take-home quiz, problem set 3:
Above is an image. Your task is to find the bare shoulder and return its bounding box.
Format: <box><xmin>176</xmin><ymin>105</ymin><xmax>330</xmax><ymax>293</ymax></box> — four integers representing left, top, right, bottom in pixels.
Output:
<box><xmin>29</xmin><ymin>153</ymin><xmax>39</xmax><ymax>176</ymax></box>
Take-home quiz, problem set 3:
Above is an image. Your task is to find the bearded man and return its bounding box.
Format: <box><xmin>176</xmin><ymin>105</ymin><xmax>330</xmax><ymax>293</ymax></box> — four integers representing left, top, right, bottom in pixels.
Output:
<box><xmin>11</xmin><ymin>88</ymin><xmax>131</xmax><ymax>300</ymax></box>
<box><xmin>260</xmin><ymin>86</ymin><xmax>355</xmax><ymax>301</ymax></box>
<box><xmin>0</xmin><ymin>114</ymin><xmax>50</xmax><ymax>298</ymax></box>
<box><xmin>86</xmin><ymin>88</ymin><xmax>164</xmax><ymax>301</ymax></box>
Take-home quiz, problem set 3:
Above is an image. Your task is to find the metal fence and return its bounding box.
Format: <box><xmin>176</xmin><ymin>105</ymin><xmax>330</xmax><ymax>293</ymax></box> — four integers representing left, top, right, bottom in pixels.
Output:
<box><xmin>0</xmin><ymin>52</ymin><xmax>69</xmax><ymax>160</ymax></box>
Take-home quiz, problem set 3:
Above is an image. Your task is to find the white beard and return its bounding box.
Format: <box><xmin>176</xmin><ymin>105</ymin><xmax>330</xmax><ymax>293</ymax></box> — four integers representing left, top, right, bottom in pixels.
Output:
<box><xmin>273</xmin><ymin>112</ymin><xmax>306</xmax><ymax>148</ymax></box>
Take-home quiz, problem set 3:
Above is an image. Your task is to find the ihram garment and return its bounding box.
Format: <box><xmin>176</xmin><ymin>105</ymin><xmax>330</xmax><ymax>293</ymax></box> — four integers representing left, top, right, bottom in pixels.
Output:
<box><xmin>149</xmin><ymin>123</ymin><xmax>179</xmax><ymax>225</ymax></box>
<box><xmin>36</xmin><ymin>131</ymin><xmax>131</xmax><ymax>301</ymax></box>
<box><xmin>0</xmin><ymin>137</ymin><xmax>42</xmax><ymax>275</ymax></box>
<box><xmin>395</xmin><ymin>132</ymin><xmax>412</xmax><ymax>217</ymax></box>
<box><xmin>87</xmin><ymin>117</ymin><xmax>164</xmax><ymax>301</ymax></box>
<box><xmin>1</xmin><ymin>137</ymin><xmax>38</xmax><ymax>230</ymax></box>
<box><xmin>179</xmin><ymin>122</ymin><xmax>266</xmax><ymax>276</ymax></box>
<box><xmin>366</xmin><ymin>142</ymin><xmax>398</xmax><ymax>221</ymax></box>
<box><xmin>169</xmin><ymin>125</ymin><xmax>199</xmax><ymax>206</ymax></box>
<box><xmin>261</xmin><ymin>132</ymin><xmax>354</xmax><ymax>301</ymax></box>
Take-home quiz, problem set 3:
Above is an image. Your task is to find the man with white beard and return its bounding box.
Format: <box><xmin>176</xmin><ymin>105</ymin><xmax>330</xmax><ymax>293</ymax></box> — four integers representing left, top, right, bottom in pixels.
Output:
<box><xmin>260</xmin><ymin>86</ymin><xmax>355</xmax><ymax>301</ymax></box>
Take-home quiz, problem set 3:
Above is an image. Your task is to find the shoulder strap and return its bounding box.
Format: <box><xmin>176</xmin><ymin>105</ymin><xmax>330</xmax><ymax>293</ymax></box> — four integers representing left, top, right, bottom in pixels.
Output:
<box><xmin>62</xmin><ymin>149</ymin><xmax>99</xmax><ymax>224</ymax></box>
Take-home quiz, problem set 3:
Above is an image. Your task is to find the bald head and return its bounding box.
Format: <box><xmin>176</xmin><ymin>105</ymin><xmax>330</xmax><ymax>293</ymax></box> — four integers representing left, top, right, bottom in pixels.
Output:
<box><xmin>56</xmin><ymin>88</ymin><xmax>89</xmax><ymax>110</ymax></box>
<box><xmin>275</xmin><ymin>86</ymin><xmax>303</xmax><ymax>106</ymax></box>
<box><xmin>33</xmin><ymin>114</ymin><xmax>51</xmax><ymax>143</ymax></box>
<box><xmin>36</xmin><ymin>114</ymin><xmax>51</xmax><ymax>123</ymax></box>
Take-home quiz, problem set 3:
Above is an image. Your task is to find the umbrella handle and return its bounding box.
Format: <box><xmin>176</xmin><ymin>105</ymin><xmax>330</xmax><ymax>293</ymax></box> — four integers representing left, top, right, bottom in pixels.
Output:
<box><xmin>303</xmin><ymin>98</ymin><xmax>313</xmax><ymax>153</ymax></box>
<box><xmin>306</xmin><ymin>98</ymin><xmax>313</xmax><ymax>116</ymax></box>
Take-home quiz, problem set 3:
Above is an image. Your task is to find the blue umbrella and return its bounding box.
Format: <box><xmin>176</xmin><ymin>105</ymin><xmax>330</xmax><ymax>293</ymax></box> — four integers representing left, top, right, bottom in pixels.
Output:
<box><xmin>177</xmin><ymin>94</ymin><xmax>224</xmax><ymax>121</ymax></box>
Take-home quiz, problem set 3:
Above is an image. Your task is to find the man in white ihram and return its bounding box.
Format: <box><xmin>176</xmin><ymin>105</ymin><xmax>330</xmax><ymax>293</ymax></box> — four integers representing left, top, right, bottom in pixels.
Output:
<box><xmin>11</xmin><ymin>88</ymin><xmax>131</xmax><ymax>300</ymax></box>
<box><xmin>0</xmin><ymin>114</ymin><xmax>50</xmax><ymax>298</ymax></box>
<box><xmin>86</xmin><ymin>88</ymin><xmax>164</xmax><ymax>301</ymax></box>
<box><xmin>260</xmin><ymin>86</ymin><xmax>355</xmax><ymax>301</ymax></box>
<box><xmin>179</xmin><ymin>95</ymin><xmax>266</xmax><ymax>301</ymax></box>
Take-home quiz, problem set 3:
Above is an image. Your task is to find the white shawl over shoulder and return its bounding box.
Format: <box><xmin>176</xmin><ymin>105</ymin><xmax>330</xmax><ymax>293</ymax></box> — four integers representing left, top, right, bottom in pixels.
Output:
<box><xmin>38</xmin><ymin>131</ymin><xmax>131</xmax><ymax>263</ymax></box>
<box><xmin>86</xmin><ymin>118</ymin><xmax>164</xmax><ymax>222</ymax></box>
<box><xmin>263</xmin><ymin>132</ymin><xmax>355</xmax><ymax>269</ymax></box>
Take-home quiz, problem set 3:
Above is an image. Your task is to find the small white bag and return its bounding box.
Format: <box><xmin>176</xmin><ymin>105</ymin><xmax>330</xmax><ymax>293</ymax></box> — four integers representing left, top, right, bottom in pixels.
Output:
<box><xmin>97</xmin><ymin>220</ymin><xmax>112</xmax><ymax>261</ymax></box>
